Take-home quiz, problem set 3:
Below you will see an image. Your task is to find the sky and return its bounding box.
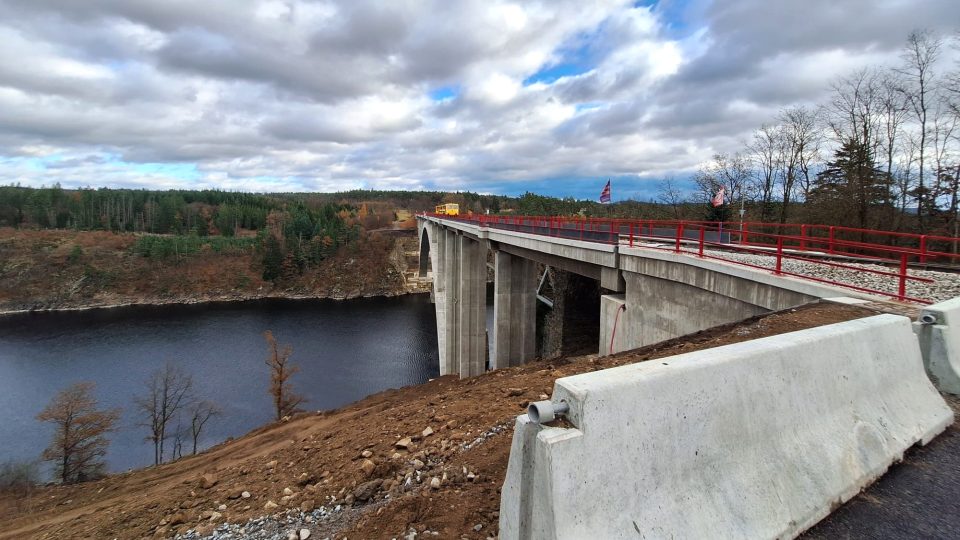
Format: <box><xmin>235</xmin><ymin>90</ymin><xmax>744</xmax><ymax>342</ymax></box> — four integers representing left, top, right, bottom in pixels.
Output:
<box><xmin>0</xmin><ymin>0</ymin><xmax>957</xmax><ymax>200</ymax></box>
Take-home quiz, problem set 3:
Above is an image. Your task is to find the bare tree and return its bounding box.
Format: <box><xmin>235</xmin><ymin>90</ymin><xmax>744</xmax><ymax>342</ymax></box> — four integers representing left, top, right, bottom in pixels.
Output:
<box><xmin>264</xmin><ymin>330</ymin><xmax>305</xmax><ymax>421</ymax></box>
<box><xmin>656</xmin><ymin>176</ymin><xmax>687</xmax><ymax>219</ymax></box>
<box><xmin>135</xmin><ymin>363</ymin><xmax>194</xmax><ymax>465</ymax></box>
<box><xmin>748</xmin><ymin>124</ymin><xmax>783</xmax><ymax>222</ymax></box>
<box><xmin>188</xmin><ymin>401</ymin><xmax>221</xmax><ymax>455</ymax></box>
<box><xmin>878</xmin><ymin>74</ymin><xmax>909</xmax><ymax>211</ymax></box>
<box><xmin>36</xmin><ymin>382</ymin><xmax>120</xmax><ymax>484</ymax></box>
<box><xmin>778</xmin><ymin>106</ymin><xmax>823</xmax><ymax>222</ymax></box>
<box><xmin>694</xmin><ymin>152</ymin><xmax>752</xmax><ymax>205</ymax></box>
<box><xmin>827</xmin><ymin>68</ymin><xmax>881</xmax><ymax>152</ymax></box>
<box><xmin>895</xmin><ymin>29</ymin><xmax>943</xmax><ymax>230</ymax></box>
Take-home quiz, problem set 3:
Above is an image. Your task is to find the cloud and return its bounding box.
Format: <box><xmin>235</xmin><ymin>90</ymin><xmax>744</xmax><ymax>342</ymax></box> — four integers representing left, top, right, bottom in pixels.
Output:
<box><xmin>0</xmin><ymin>0</ymin><xmax>956</xmax><ymax>197</ymax></box>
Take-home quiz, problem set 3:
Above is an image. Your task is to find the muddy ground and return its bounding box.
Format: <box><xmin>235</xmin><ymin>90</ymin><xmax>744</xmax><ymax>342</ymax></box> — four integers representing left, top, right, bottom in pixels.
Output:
<box><xmin>0</xmin><ymin>302</ymin><xmax>874</xmax><ymax>539</ymax></box>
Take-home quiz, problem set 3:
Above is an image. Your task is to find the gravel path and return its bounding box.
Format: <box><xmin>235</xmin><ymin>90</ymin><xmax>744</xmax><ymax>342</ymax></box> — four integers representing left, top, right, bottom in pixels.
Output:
<box><xmin>635</xmin><ymin>242</ymin><xmax>960</xmax><ymax>304</ymax></box>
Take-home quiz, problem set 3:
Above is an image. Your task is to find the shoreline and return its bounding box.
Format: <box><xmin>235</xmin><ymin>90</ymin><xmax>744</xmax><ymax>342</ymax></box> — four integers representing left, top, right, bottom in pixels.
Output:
<box><xmin>0</xmin><ymin>287</ymin><xmax>431</xmax><ymax>317</ymax></box>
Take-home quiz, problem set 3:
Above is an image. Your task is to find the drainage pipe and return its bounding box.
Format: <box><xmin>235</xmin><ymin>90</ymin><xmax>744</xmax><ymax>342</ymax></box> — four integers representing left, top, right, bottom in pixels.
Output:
<box><xmin>528</xmin><ymin>400</ymin><xmax>569</xmax><ymax>424</ymax></box>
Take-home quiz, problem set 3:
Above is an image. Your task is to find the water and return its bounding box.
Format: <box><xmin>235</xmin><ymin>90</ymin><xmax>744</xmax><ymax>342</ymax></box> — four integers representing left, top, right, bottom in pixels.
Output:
<box><xmin>0</xmin><ymin>295</ymin><xmax>440</xmax><ymax>475</ymax></box>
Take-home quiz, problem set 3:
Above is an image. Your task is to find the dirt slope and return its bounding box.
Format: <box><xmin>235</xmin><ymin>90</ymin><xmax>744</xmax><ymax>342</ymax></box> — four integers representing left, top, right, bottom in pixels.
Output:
<box><xmin>0</xmin><ymin>302</ymin><xmax>872</xmax><ymax>539</ymax></box>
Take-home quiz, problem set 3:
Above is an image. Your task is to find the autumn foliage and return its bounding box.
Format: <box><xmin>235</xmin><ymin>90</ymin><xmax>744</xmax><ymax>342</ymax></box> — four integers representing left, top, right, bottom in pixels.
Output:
<box><xmin>264</xmin><ymin>330</ymin><xmax>305</xmax><ymax>421</ymax></box>
<box><xmin>36</xmin><ymin>382</ymin><xmax>120</xmax><ymax>484</ymax></box>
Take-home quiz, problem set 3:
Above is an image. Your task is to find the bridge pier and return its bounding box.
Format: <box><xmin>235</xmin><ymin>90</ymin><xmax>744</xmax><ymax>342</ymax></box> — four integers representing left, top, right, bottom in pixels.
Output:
<box><xmin>457</xmin><ymin>234</ymin><xmax>487</xmax><ymax>377</ymax></box>
<box><xmin>441</xmin><ymin>229</ymin><xmax>460</xmax><ymax>375</ymax></box>
<box><xmin>492</xmin><ymin>251</ymin><xmax>537</xmax><ymax>369</ymax></box>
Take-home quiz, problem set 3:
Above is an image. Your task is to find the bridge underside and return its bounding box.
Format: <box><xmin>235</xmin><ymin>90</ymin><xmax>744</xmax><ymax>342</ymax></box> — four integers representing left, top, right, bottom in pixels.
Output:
<box><xmin>419</xmin><ymin>217</ymin><xmax>867</xmax><ymax>379</ymax></box>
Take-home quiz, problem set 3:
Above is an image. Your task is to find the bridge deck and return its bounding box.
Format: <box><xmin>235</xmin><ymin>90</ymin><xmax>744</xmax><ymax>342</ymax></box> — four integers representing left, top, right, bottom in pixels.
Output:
<box><xmin>423</xmin><ymin>213</ymin><xmax>960</xmax><ymax>304</ymax></box>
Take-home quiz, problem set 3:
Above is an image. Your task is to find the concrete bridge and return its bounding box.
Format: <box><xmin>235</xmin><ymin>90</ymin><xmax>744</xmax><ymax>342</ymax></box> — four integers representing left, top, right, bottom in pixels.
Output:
<box><xmin>416</xmin><ymin>214</ymin><xmax>913</xmax><ymax>378</ymax></box>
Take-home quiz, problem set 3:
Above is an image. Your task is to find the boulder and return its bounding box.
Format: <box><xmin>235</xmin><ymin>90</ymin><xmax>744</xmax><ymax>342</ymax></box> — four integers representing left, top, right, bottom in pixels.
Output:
<box><xmin>352</xmin><ymin>479</ymin><xmax>383</xmax><ymax>502</ymax></box>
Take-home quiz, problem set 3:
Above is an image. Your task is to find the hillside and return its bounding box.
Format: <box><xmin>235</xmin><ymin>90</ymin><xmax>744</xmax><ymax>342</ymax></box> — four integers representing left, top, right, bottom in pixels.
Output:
<box><xmin>0</xmin><ymin>227</ymin><xmax>420</xmax><ymax>314</ymax></box>
<box><xmin>0</xmin><ymin>302</ymin><xmax>873</xmax><ymax>540</ymax></box>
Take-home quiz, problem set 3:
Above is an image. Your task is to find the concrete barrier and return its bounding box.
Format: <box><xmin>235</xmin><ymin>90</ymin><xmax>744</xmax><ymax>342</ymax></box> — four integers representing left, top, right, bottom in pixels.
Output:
<box><xmin>500</xmin><ymin>314</ymin><xmax>953</xmax><ymax>540</ymax></box>
<box><xmin>915</xmin><ymin>296</ymin><xmax>960</xmax><ymax>396</ymax></box>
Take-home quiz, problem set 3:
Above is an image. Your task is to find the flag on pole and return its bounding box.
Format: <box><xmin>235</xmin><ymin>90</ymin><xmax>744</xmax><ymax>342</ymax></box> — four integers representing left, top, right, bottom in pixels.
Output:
<box><xmin>711</xmin><ymin>186</ymin><xmax>725</xmax><ymax>207</ymax></box>
<box><xmin>599</xmin><ymin>180</ymin><xmax>612</xmax><ymax>203</ymax></box>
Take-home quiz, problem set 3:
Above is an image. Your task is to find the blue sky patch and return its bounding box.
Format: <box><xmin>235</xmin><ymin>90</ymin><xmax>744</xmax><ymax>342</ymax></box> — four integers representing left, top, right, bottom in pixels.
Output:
<box><xmin>428</xmin><ymin>85</ymin><xmax>459</xmax><ymax>101</ymax></box>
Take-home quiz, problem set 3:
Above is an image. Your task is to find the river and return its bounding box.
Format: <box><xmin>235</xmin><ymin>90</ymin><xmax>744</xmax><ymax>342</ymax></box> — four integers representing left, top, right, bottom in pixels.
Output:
<box><xmin>0</xmin><ymin>294</ymin><xmax>440</xmax><ymax>475</ymax></box>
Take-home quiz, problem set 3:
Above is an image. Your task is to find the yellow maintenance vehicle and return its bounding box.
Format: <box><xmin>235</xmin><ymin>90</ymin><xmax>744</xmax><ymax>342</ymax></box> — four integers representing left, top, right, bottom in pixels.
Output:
<box><xmin>435</xmin><ymin>203</ymin><xmax>460</xmax><ymax>216</ymax></box>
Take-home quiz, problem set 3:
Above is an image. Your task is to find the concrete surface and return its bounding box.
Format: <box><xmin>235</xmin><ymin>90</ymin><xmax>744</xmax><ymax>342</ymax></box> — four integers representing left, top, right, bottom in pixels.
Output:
<box><xmin>614</xmin><ymin>270</ymin><xmax>771</xmax><ymax>351</ymax></box>
<box><xmin>499</xmin><ymin>314</ymin><xmax>953</xmax><ymax>539</ymax></box>
<box><xmin>915</xmin><ymin>296</ymin><xmax>960</xmax><ymax>396</ymax></box>
<box><xmin>492</xmin><ymin>251</ymin><xmax>537</xmax><ymax>369</ymax></box>
<box><xmin>598</xmin><ymin>294</ymin><xmax>626</xmax><ymax>356</ymax></box>
<box><xmin>442</xmin><ymin>228</ymin><xmax>459</xmax><ymax>375</ymax></box>
<box><xmin>457</xmin><ymin>234</ymin><xmax>486</xmax><ymax>377</ymax></box>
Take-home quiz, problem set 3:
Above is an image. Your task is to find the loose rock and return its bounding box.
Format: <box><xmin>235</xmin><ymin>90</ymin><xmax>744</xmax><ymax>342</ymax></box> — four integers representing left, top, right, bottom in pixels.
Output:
<box><xmin>198</xmin><ymin>473</ymin><xmax>218</xmax><ymax>490</ymax></box>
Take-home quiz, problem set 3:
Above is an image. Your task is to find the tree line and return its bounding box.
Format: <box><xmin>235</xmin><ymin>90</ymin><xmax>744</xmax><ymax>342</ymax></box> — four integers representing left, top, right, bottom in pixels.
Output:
<box><xmin>1</xmin><ymin>331</ymin><xmax>305</xmax><ymax>490</ymax></box>
<box><xmin>675</xmin><ymin>29</ymin><xmax>960</xmax><ymax>237</ymax></box>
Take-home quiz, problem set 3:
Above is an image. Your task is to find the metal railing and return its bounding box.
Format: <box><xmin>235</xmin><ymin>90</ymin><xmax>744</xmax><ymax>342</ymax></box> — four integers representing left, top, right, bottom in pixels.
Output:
<box><xmin>422</xmin><ymin>213</ymin><xmax>960</xmax><ymax>304</ymax></box>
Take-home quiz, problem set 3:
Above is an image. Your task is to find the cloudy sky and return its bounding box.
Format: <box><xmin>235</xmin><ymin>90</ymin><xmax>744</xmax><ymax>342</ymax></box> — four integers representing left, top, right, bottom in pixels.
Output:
<box><xmin>0</xmin><ymin>0</ymin><xmax>956</xmax><ymax>199</ymax></box>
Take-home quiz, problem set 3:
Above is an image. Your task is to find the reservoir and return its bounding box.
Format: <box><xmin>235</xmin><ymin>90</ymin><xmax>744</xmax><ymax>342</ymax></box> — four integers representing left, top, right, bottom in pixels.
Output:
<box><xmin>0</xmin><ymin>294</ymin><xmax>440</xmax><ymax>474</ymax></box>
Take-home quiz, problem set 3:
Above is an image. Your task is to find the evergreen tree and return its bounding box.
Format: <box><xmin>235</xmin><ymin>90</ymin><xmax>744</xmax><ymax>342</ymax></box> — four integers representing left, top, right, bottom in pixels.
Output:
<box><xmin>810</xmin><ymin>138</ymin><xmax>891</xmax><ymax>228</ymax></box>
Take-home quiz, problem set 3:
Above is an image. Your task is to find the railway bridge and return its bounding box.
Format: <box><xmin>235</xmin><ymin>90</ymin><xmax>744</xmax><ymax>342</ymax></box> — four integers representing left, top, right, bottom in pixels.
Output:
<box><xmin>417</xmin><ymin>213</ymin><xmax>957</xmax><ymax>378</ymax></box>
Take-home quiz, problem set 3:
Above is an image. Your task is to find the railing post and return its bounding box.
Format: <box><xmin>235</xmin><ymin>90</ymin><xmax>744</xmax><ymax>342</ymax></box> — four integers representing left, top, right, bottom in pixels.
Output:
<box><xmin>919</xmin><ymin>235</ymin><xmax>928</xmax><ymax>264</ymax></box>
<box><xmin>629</xmin><ymin>222</ymin><xmax>634</xmax><ymax>247</ymax></box>
<box><xmin>609</xmin><ymin>221</ymin><xmax>615</xmax><ymax>244</ymax></box>
<box><xmin>698</xmin><ymin>227</ymin><xmax>705</xmax><ymax>258</ymax></box>
<box><xmin>741</xmin><ymin>223</ymin><xmax>748</xmax><ymax>246</ymax></box>
<box><xmin>898</xmin><ymin>253</ymin><xmax>908</xmax><ymax>301</ymax></box>
<box><xmin>828</xmin><ymin>226</ymin><xmax>835</xmax><ymax>254</ymax></box>
<box><xmin>800</xmin><ymin>225</ymin><xmax>807</xmax><ymax>251</ymax></box>
<box><xmin>775</xmin><ymin>237</ymin><xmax>783</xmax><ymax>275</ymax></box>
<box><xmin>675</xmin><ymin>223</ymin><xmax>684</xmax><ymax>253</ymax></box>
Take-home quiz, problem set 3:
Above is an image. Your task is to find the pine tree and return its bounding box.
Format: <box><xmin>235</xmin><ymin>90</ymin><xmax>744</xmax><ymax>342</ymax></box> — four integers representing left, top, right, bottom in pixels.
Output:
<box><xmin>810</xmin><ymin>138</ymin><xmax>891</xmax><ymax>228</ymax></box>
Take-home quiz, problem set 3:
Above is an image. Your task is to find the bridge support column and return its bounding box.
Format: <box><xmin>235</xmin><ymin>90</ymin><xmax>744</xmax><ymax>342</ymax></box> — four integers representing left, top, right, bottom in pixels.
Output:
<box><xmin>431</xmin><ymin>225</ymin><xmax>450</xmax><ymax>374</ymax></box>
<box><xmin>441</xmin><ymin>229</ymin><xmax>460</xmax><ymax>375</ymax></box>
<box><xmin>492</xmin><ymin>251</ymin><xmax>537</xmax><ymax>369</ymax></box>
<box><xmin>457</xmin><ymin>235</ymin><xmax>487</xmax><ymax>378</ymax></box>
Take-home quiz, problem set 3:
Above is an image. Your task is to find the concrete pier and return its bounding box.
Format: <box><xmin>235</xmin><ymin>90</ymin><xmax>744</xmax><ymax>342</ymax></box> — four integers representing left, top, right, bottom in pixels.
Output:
<box><xmin>441</xmin><ymin>229</ymin><xmax>460</xmax><ymax>375</ymax></box>
<box><xmin>457</xmin><ymin>235</ymin><xmax>487</xmax><ymax>377</ymax></box>
<box><xmin>492</xmin><ymin>251</ymin><xmax>537</xmax><ymax>369</ymax></box>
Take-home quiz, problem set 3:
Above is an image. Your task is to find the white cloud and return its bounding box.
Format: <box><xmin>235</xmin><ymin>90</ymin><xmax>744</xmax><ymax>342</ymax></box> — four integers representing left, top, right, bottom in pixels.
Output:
<box><xmin>0</xmin><ymin>0</ymin><xmax>956</xmax><ymax>194</ymax></box>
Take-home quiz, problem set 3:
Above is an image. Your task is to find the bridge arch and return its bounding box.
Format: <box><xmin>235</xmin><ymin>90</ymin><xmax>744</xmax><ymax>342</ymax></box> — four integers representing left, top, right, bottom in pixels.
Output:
<box><xmin>419</xmin><ymin>225</ymin><xmax>432</xmax><ymax>278</ymax></box>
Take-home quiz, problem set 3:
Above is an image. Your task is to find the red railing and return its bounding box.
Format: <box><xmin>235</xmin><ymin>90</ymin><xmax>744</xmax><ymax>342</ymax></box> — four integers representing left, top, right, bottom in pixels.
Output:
<box><xmin>423</xmin><ymin>213</ymin><xmax>960</xmax><ymax>304</ymax></box>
